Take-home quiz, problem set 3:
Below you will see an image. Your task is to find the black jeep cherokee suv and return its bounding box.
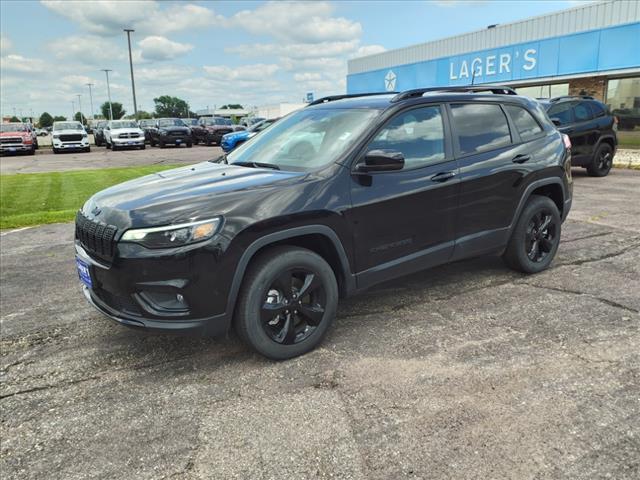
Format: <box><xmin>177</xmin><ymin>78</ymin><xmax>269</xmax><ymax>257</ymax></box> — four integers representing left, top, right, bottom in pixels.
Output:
<box><xmin>540</xmin><ymin>95</ymin><xmax>617</xmax><ymax>177</ymax></box>
<box><xmin>75</xmin><ymin>86</ymin><xmax>573</xmax><ymax>359</ymax></box>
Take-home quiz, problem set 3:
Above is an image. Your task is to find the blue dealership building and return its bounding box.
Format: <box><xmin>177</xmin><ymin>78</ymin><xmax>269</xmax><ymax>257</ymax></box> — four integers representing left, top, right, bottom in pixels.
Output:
<box><xmin>348</xmin><ymin>0</ymin><xmax>639</xmax><ymax>118</ymax></box>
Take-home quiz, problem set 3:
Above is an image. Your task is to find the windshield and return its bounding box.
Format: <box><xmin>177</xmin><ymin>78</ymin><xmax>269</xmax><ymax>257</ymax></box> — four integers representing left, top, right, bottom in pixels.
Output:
<box><xmin>110</xmin><ymin>121</ymin><xmax>138</xmax><ymax>129</ymax></box>
<box><xmin>182</xmin><ymin>118</ymin><xmax>198</xmax><ymax>125</ymax></box>
<box><xmin>97</xmin><ymin>121</ymin><xmax>108</xmax><ymax>128</ymax></box>
<box><xmin>158</xmin><ymin>119</ymin><xmax>185</xmax><ymax>127</ymax></box>
<box><xmin>227</xmin><ymin>108</ymin><xmax>379</xmax><ymax>171</ymax></box>
<box><xmin>203</xmin><ymin>117</ymin><xmax>231</xmax><ymax>126</ymax></box>
<box><xmin>53</xmin><ymin>122</ymin><xmax>83</xmax><ymax>131</ymax></box>
<box><xmin>139</xmin><ymin>120</ymin><xmax>154</xmax><ymax>127</ymax></box>
<box><xmin>0</xmin><ymin>124</ymin><xmax>28</xmax><ymax>133</ymax></box>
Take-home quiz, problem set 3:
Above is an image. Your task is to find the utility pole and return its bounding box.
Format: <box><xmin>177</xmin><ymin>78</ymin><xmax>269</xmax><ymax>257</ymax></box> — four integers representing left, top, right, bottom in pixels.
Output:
<box><xmin>124</xmin><ymin>29</ymin><xmax>138</xmax><ymax>120</ymax></box>
<box><xmin>76</xmin><ymin>94</ymin><xmax>83</xmax><ymax>125</ymax></box>
<box><xmin>71</xmin><ymin>100</ymin><xmax>75</xmax><ymax>121</ymax></box>
<box><xmin>86</xmin><ymin>83</ymin><xmax>95</xmax><ymax>120</ymax></box>
<box><xmin>101</xmin><ymin>69</ymin><xmax>114</xmax><ymax>120</ymax></box>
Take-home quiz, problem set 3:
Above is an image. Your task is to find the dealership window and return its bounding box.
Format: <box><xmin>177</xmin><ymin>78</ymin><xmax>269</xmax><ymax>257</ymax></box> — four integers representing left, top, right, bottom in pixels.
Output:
<box><xmin>515</xmin><ymin>83</ymin><xmax>569</xmax><ymax>99</ymax></box>
<box><xmin>451</xmin><ymin>103</ymin><xmax>511</xmax><ymax>155</ymax></box>
<box><xmin>606</xmin><ymin>77</ymin><xmax>640</xmax><ymax>134</ymax></box>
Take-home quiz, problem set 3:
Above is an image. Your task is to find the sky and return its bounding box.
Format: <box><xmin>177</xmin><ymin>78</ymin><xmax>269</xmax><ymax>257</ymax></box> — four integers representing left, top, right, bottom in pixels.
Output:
<box><xmin>0</xmin><ymin>0</ymin><xmax>592</xmax><ymax>119</ymax></box>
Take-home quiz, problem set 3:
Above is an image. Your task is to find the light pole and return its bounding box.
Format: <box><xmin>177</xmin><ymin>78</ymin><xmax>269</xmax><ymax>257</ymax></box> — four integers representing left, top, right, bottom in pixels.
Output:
<box><xmin>76</xmin><ymin>94</ymin><xmax>83</xmax><ymax>125</ymax></box>
<box><xmin>86</xmin><ymin>83</ymin><xmax>95</xmax><ymax>120</ymax></box>
<box><xmin>124</xmin><ymin>29</ymin><xmax>138</xmax><ymax>120</ymax></box>
<box><xmin>101</xmin><ymin>69</ymin><xmax>114</xmax><ymax>120</ymax></box>
<box><xmin>71</xmin><ymin>100</ymin><xmax>75</xmax><ymax>121</ymax></box>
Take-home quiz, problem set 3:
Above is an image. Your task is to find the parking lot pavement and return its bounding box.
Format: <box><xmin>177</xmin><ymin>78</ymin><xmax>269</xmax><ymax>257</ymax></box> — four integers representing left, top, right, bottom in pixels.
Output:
<box><xmin>0</xmin><ymin>144</ymin><xmax>221</xmax><ymax>174</ymax></box>
<box><xmin>1</xmin><ymin>170</ymin><xmax>639</xmax><ymax>479</ymax></box>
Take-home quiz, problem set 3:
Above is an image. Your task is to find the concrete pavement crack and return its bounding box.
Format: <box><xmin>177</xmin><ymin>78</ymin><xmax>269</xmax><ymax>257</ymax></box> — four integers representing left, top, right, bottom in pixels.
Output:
<box><xmin>560</xmin><ymin>231</ymin><xmax>614</xmax><ymax>244</ymax></box>
<box><xmin>519</xmin><ymin>282</ymin><xmax>639</xmax><ymax>314</ymax></box>
<box><xmin>556</xmin><ymin>241</ymin><xmax>640</xmax><ymax>267</ymax></box>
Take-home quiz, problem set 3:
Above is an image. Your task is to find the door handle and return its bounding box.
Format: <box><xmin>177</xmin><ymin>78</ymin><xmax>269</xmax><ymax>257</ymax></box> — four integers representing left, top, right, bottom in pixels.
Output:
<box><xmin>512</xmin><ymin>154</ymin><xmax>531</xmax><ymax>164</ymax></box>
<box><xmin>430</xmin><ymin>171</ymin><xmax>456</xmax><ymax>182</ymax></box>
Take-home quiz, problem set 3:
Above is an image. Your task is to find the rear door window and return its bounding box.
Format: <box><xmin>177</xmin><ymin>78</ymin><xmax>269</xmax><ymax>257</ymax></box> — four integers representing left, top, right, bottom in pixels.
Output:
<box><xmin>451</xmin><ymin>103</ymin><xmax>512</xmax><ymax>155</ymax></box>
<box><xmin>589</xmin><ymin>101</ymin><xmax>606</xmax><ymax>118</ymax></box>
<box><xmin>547</xmin><ymin>102</ymin><xmax>575</xmax><ymax>126</ymax></box>
<box><xmin>573</xmin><ymin>102</ymin><xmax>593</xmax><ymax>122</ymax></box>
<box><xmin>504</xmin><ymin>105</ymin><xmax>543</xmax><ymax>141</ymax></box>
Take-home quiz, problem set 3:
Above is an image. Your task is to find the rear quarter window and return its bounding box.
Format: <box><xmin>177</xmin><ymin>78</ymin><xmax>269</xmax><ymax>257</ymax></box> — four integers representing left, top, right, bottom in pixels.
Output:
<box><xmin>451</xmin><ymin>103</ymin><xmax>512</xmax><ymax>155</ymax></box>
<box><xmin>589</xmin><ymin>101</ymin><xmax>606</xmax><ymax>117</ymax></box>
<box><xmin>504</xmin><ymin>104</ymin><xmax>543</xmax><ymax>141</ymax></box>
<box><xmin>573</xmin><ymin>102</ymin><xmax>593</xmax><ymax>122</ymax></box>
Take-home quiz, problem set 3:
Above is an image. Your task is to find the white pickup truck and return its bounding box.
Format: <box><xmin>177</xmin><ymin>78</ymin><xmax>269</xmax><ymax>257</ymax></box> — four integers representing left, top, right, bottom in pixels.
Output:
<box><xmin>104</xmin><ymin>120</ymin><xmax>145</xmax><ymax>151</ymax></box>
<box><xmin>52</xmin><ymin>121</ymin><xmax>90</xmax><ymax>153</ymax></box>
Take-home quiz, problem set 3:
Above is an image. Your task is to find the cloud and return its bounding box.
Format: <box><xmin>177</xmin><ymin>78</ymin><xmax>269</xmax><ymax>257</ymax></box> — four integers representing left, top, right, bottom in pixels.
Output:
<box><xmin>138</xmin><ymin>36</ymin><xmax>193</xmax><ymax>61</ymax></box>
<box><xmin>203</xmin><ymin>64</ymin><xmax>279</xmax><ymax>81</ymax></box>
<box><xmin>231</xmin><ymin>1</ymin><xmax>361</xmax><ymax>43</ymax></box>
<box><xmin>352</xmin><ymin>44</ymin><xmax>386</xmax><ymax>58</ymax></box>
<box><xmin>48</xmin><ymin>35</ymin><xmax>127</xmax><ymax>64</ymax></box>
<box><xmin>293</xmin><ymin>72</ymin><xmax>323</xmax><ymax>82</ymax></box>
<box><xmin>0</xmin><ymin>54</ymin><xmax>48</xmax><ymax>73</ymax></box>
<box><xmin>41</xmin><ymin>1</ymin><xmax>221</xmax><ymax>36</ymax></box>
<box><xmin>227</xmin><ymin>39</ymin><xmax>360</xmax><ymax>60</ymax></box>
<box><xmin>0</xmin><ymin>35</ymin><xmax>11</xmax><ymax>53</ymax></box>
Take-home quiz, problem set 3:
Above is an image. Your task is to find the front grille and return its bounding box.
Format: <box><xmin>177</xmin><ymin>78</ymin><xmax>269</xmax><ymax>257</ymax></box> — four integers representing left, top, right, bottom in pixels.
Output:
<box><xmin>170</xmin><ymin>131</ymin><xmax>187</xmax><ymax>136</ymax></box>
<box><xmin>118</xmin><ymin>132</ymin><xmax>140</xmax><ymax>139</ymax></box>
<box><xmin>0</xmin><ymin>137</ymin><xmax>22</xmax><ymax>144</ymax></box>
<box><xmin>94</xmin><ymin>288</ymin><xmax>142</xmax><ymax>316</ymax></box>
<box><xmin>60</xmin><ymin>134</ymin><xmax>83</xmax><ymax>142</ymax></box>
<box><xmin>75</xmin><ymin>211</ymin><xmax>118</xmax><ymax>263</ymax></box>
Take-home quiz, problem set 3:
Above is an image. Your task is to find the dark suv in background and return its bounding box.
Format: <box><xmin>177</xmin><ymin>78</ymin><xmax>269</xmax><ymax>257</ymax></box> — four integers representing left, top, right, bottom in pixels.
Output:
<box><xmin>540</xmin><ymin>96</ymin><xmax>617</xmax><ymax>177</ymax></box>
<box><xmin>75</xmin><ymin>86</ymin><xmax>572</xmax><ymax>360</ymax></box>
<box><xmin>148</xmin><ymin>118</ymin><xmax>193</xmax><ymax>148</ymax></box>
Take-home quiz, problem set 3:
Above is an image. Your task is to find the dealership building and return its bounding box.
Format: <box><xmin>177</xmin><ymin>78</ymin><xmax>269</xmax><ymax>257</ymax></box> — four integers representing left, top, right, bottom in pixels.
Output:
<box><xmin>347</xmin><ymin>0</ymin><xmax>639</xmax><ymax>117</ymax></box>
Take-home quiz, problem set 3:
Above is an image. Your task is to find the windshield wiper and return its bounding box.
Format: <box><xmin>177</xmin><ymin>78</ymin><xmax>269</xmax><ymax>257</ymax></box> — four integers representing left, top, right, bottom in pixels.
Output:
<box><xmin>232</xmin><ymin>161</ymin><xmax>280</xmax><ymax>170</ymax></box>
<box><xmin>210</xmin><ymin>153</ymin><xmax>228</xmax><ymax>164</ymax></box>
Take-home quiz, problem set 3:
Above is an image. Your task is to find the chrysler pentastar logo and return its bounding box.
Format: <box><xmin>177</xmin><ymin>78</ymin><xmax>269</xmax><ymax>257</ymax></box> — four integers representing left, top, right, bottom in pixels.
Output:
<box><xmin>385</xmin><ymin>70</ymin><xmax>396</xmax><ymax>91</ymax></box>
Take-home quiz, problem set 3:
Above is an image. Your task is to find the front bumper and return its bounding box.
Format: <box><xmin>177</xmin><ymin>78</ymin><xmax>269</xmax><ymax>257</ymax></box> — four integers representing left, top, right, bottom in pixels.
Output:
<box><xmin>112</xmin><ymin>137</ymin><xmax>144</xmax><ymax>147</ymax></box>
<box><xmin>75</xmin><ymin>240</ymin><xmax>233</xmax><ymax>335</ymax></box>
<box><xmin>53</xmin><ymin>138</ymin><xmax>90</xmax><ymax>150</ymax></box>
<box><xmin>0</xmin><ymin>143</ymin><xmax>32</xmax><ymax>153</ymax></box>
<box><xmin>160</xmin><ymin>134</ymin><xmax>191</xmax><ymax>145</ymax></box>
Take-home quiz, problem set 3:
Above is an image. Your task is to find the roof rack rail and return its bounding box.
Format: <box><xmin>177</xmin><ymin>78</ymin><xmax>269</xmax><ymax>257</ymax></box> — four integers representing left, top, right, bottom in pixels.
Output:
<box><xmin>391</xmin><ymin>85</ymin><xmax>517</xmax><ymax>103</ymax></box>
<box><xmin>549</xmin><ymin>95</ymin><xmax>595</xmax><ymax>102</ymax></box>
<box><xmin>307</xmin><ymin>92</ymin><xmax>397</xmax><ymax>106</ymax></box>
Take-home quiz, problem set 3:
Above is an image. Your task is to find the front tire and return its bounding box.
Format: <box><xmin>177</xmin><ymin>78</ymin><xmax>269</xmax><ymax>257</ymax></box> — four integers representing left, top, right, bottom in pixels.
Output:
<box><xmin>140</xmin><ymin>144</ymin><xmax>146</xmax><ymax>150</ymax></box>
<box><xmin>503</xmin><ymin>195</ymin><xmax>561</xmax><ymax>274</ymax></box>
<box><xmin>235</xmin><ymin>246</ymin><xmax>338</xmax><ymax>360</ymax></box>
<box><xmin>586</xmin><ymin>143</ymin><xmax>613</xmax><ymax>177</ymax></box>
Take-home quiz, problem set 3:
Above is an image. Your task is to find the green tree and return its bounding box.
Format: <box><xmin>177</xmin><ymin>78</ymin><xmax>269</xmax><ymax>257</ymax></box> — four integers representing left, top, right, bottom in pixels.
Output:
<box><xmin>153</xmin><ymin>95</ymin><xmax>190</xmax><ymax>118</ymax></box>
<box><xmin>9</xmin><ymin>116</ymin><xmax>20</xmax><ymax>122</ymax></box>
<box><xmin>53</xmin><ymin>115</ymin><xmax>67</xmax><ymax>122</ymax></box>
<box><xmin>125</xmin><ymin>110</ymin><xmax>153</xmax><ymax>120</ymax></box>
<box><xmin>100</xmin><ymin>101</ymin><xmax>125</xmax><ymax>120</ymax></box>
<box><xmin>74</xmin><ymin>112</ymin><xmax>87</xmax><ymax>124</ymax></box>
<box><xmin>220</xmin><ymin>104</ymin><xmax>243</xmax><ymax>110</ymax></box>
<box><xmin>38</xmin><ymin>112</ymin><xmax>54</xmax><ymax>128</ymax></box>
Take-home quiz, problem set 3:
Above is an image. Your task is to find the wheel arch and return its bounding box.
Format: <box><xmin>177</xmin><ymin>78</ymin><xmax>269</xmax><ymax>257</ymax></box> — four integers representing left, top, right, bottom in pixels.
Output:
<box><xmin>508</xmin><ymin>178</ymin><xmax>567</xmax><ymax>239</ymax></box>
<box><xmin>225</xmin><ymin>226</ymin><xmax>355</xmax><ymax>324</ymax></box>
<box><xmin>596</xmin><ymin>135</ymin><xmax>616</xmax><ymax>153</ymax></box>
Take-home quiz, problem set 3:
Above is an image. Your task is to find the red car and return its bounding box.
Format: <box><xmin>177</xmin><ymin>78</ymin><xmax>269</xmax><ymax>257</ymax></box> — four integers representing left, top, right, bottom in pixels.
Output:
<box><xmin>0</xmin><ymin>123</ymin><xmax>36</xmax><ymax>155</ymax></box>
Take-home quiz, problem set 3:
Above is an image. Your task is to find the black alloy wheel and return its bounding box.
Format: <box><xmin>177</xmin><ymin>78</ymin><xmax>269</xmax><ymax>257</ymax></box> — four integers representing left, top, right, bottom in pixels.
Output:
<box><xmin>587</xmin><ymin>143</ymin><xmax>613</xmax><ymax>177</ymax></box>
<box><xmin>525</xmin><ymin>211</ymin><xmax>557</xmax><ymax>263</ymax></box>
<box><xmin>235</xmin><ymin>246</ymin><xmax>338</xmax><ymax>359</ymax></box>
<box><xmin>503</xmin><ymin>195</ymin><xmax>561</xmax><ymax>273</ymax></box>
<box><xmin>261</xmin><ymin>269</ymin><xmax>326</xmax><ymax>345</ymax></box>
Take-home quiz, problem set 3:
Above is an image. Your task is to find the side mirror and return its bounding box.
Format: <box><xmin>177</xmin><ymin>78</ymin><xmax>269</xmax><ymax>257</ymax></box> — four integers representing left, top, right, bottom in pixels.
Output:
<box><xmin>356</xmin><ymin>150</ymin><xmax>405</xmax><ymax>173</ymax></box>
<box><xmin>550</xmin><ymin>117</ymin><xmax>562</xmax><ymax>127</ymax></box>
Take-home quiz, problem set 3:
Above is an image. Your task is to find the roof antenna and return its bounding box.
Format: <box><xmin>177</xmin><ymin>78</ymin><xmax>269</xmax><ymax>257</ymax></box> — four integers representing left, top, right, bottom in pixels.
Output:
<box><xmin>471</xmin><ymin>67</ymin><xmax>476</xmax><ymax>86</ymax></box>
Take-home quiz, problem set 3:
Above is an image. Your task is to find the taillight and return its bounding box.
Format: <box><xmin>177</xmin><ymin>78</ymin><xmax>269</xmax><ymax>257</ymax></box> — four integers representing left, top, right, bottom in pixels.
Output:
<box><xmin>562</xmin><ymin>133</ymin><xmax>571</xmax><ymax>149</ymax></box>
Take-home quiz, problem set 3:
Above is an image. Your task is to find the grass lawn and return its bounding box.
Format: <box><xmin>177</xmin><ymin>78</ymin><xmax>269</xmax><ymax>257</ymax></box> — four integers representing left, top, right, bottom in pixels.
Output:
<box><xmin>1</xmin><ymin>164</ymin><xmax>181</xmax><ymax>229</ymax></box>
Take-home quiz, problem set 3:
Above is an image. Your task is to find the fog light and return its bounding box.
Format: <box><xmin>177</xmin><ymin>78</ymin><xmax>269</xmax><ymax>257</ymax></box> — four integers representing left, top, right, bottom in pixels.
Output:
<box><xmin>176</xmin><ymin>293</ymin><xmax>184</xmax><ymax>303</ymax></box>
<box><xmin>137</xmin><ymin>291</ymin><xmax>190</xmax><ymax>314</ymax></box>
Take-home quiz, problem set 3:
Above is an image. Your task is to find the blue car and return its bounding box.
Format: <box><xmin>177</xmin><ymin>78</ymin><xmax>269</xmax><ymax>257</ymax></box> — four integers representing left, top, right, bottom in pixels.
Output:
<box><xmin>221</xmin><ymin>118</ymin><xmax>278</xmax><ymax>152</ymax></box>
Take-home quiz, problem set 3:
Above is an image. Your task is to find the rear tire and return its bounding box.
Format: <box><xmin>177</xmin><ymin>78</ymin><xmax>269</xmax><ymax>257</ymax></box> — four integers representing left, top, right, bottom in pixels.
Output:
<box><xmin>187</xmin><ymin>142</ymin><xmax>193</xmax><ymax>148</ymax></box>
<box><xmin>586</xmin><ymin>143</ymin><xmax>613</xmax><ymax>177</ymax></box>
<box><xmin>140</xmin><ymin>144</ymin><xmax>146</xmax><ymax>150</ymax></box>
<box><xmin>235</xmin><ymin>246</ymin><xmax>338</xmax><ymax>360</ymax></box>
<box><xmin>503</xmin><ymin>195</ymin><xmax>561</xmax><ymax>274</ymax></box>
<box><xmin>159</xmin><ymin>140</ymin><xmax>165</xmax><ymax>148</ymax></box>
<box><xmin>84</xmin><ymin>147</ymin><xmax>91</xmax><ymax>153</ymax></box>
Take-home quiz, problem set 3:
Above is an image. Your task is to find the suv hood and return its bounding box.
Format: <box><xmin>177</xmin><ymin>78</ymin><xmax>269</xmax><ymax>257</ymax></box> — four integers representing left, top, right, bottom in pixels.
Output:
<box><xmin>0</xmin><ymin>131</ymin><xmax>30</xmax><ymax>138</ymax></box>
<box><xmin>159</xmin><ymin>125</ymin><xmax>190</xmax><ymax>133</ymax></box>
<box><xmin>85</xmin><ymin>162</ymin><xmax>305</xmax><ymax>229</ymax></box>
<box><xmin>54</xmin><ymin>129</ymin><xmax>85</xmax><ymax>135</ymax></box>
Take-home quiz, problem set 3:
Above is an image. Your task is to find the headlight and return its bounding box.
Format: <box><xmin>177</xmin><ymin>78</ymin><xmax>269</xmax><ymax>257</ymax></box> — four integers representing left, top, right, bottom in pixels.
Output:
<box><xmin>82</xmin><ymin>133</ymin><xmax>88</xmax><ymax>138</ymax></box>
<box><xmin>159</xmin><ymin>129</ymin><xmax>168</xmax><ymax>135</ymax></box>
<box><xmin>53</xmin><ymin>134</ymin><xmax>60</xmax><ymax>139</ymax></box>
<box><xmin>120</xmin><ymin>217</ymin><xmax>222</xmax><ymax>248</ymax></box>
